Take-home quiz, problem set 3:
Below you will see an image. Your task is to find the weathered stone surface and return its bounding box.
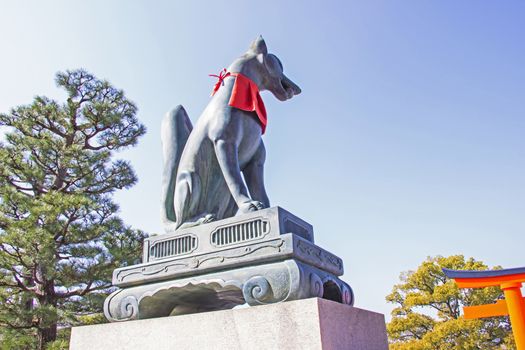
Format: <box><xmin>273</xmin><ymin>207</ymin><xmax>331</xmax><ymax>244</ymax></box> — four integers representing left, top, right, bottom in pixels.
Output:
<box><xmin>72</xmin><ymin>298</ymin><xmax>388</xmax><ymax>350</ymax></box>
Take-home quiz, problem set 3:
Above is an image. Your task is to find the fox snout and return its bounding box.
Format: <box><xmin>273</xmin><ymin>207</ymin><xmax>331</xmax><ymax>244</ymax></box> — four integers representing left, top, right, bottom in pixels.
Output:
<box><xmin>270</xmin><ymin>73</ymin><xmax>301</xmax><ymax>102</ymax></box>
<box><xmin>281</xmin><ymin>75</ymin><xmax>301</xmax><ymax>99</ymax></box>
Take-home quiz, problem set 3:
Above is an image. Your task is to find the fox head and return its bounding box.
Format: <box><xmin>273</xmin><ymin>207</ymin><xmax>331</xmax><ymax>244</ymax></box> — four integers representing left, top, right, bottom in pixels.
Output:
<box><xmin>230</xmin><ymin>36</ymin><xmax>302</xmax><ymax>101</ymax></box>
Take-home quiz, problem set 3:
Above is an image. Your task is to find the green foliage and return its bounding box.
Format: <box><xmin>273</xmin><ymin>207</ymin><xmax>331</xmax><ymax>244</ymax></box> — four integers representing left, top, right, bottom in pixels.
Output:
<box><xmin>386</xmin><ymin>255</ymin><xmax>515</xmax><ymax>350</ymax></box>
<box><xmin>0</xmin><ymin>69</ymin><xmax>147</xmax><ymax>349</ymax></box>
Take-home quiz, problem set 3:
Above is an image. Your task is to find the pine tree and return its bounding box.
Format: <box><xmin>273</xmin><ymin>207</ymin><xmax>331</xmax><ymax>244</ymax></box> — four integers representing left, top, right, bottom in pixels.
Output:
<box><xmin>0</xmin><ymin>69</ymin><xmax>147</xmax><ymax>349</ymax></box>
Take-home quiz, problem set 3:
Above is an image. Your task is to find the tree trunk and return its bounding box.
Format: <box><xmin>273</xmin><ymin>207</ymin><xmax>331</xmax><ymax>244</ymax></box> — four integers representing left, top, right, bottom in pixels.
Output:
<box><xmin>35</xmin><ymin>264</ymin><xmax>58</xmax><ymax>349</ymax></box>
<box><xmin>38</xmin><ymin>323</ymin><xmax>58</xmax><ymax>350</ymax></box>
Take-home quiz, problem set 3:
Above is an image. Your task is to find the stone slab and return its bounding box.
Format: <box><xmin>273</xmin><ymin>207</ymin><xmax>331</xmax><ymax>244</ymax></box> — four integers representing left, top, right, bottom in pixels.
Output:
<box><xmin>143</xmin><ymin>207</ymin><xmax>314</xmax><ymax>263</ymax></box>
<box><xmin>71</xmin><ymin>298</ymin><xmax>388</xmax><ymax>350</ymax></box>
<box><xmin>114</xmin><ymin>233</ymin><xmax>344</xmax><ymax>288</ymax></box>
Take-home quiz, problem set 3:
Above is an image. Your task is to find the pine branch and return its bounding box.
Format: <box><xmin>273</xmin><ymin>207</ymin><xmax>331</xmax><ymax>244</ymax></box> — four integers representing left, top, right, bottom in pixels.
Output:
<box><xmin>56</xmin><ymin>281</ymin><xmax>111</xmax><ymax>298</ymax></box>
<box><xmin>12</xmin><ymin>272</ymin><xmax>40</xmax><ymax>295</ymax></box>
<box><xmin>0</xmin><ymin>320</ymin><xmax>37</xmax><ymax>330</ymax></box>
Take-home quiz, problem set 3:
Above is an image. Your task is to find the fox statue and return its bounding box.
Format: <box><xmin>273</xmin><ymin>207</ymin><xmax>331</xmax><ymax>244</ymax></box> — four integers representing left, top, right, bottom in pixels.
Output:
<box><xmin>161</xmin><ymin>36</ymin><xmax>301</xmax><ymax>232</ymax></box>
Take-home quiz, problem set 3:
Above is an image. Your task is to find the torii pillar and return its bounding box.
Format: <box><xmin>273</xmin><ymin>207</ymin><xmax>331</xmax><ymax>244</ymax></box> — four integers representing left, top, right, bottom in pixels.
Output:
<box><xmin>443</xmin><ymin>267</ymin><xmax>525</xmax><ymax>350</ymax></box>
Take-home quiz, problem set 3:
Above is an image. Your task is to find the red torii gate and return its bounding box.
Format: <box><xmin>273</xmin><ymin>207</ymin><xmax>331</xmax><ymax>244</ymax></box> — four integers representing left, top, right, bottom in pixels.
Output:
<box><xmin>443</xmin><ymin>267</ymin><xmax>525</xmax><ymax>350</ymax></box>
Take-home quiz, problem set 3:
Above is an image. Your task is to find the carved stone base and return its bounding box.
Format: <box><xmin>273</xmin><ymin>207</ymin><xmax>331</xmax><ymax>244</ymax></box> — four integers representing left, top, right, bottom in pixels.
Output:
<box><xmin>105</xmin><ymin>259</ymin><xmax>352</xmax><ymax>321</ymax></box>
<box><xmin>104</xmin><ymin>208</ymin><xmax>354</xmax><ymax>322</ymax></box>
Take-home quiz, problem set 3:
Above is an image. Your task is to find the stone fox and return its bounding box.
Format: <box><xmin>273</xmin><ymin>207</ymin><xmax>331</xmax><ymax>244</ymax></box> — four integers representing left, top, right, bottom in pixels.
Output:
<box><xmin>161</xmin><ymin>36</ymin><xmax>301</xmax><ymax>231</ymax></box>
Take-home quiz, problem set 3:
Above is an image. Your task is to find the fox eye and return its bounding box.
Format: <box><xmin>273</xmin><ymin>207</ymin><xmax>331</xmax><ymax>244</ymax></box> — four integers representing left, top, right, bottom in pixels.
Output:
<box><xmin>270</xmin><ymin>54</ymin><xmax>283</xmax><ymax>72</ymax></box>
<box><xmin>275</xmin><ymin>57</ymin><xmax>283</xmax><ymax>71</ymax></box>
<box><xmin>265</xmin><ymin>54</ymin><xmax>283</xmax><ymax>76</ymax></box>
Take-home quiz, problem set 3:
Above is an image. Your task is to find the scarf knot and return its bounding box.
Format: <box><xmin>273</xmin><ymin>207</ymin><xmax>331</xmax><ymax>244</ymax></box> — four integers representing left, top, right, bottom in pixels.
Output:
<box><xmin>209</xmin><ymin>68</ymin><xmax>231</xmax><ymax>96</ymax></box>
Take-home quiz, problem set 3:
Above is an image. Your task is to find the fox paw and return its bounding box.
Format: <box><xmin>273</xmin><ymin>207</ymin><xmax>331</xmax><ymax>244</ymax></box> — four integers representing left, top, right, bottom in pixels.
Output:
<box><xmin>239</xmin><ymin>200</ymin><xmax>266</xmax><ymax>213</ymax></box>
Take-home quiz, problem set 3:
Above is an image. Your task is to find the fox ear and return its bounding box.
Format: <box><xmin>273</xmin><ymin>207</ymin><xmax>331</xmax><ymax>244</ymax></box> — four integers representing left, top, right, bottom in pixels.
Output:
<box><xmin>249</xmin><ymin>36</ymin><xmax>268</xmax><ymax>55</ymax></box>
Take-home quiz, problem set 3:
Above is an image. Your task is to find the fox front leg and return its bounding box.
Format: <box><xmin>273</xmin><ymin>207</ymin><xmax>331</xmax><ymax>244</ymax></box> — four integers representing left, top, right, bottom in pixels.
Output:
<box><xmin>243</xmin><ymin>142</ymin><xmax>269</xmax><ymax>208</ymax></box>
<box><xmin>214</xmin><ymin>139</ymin><xmax>265</xmax><ymax>213</ymax></box>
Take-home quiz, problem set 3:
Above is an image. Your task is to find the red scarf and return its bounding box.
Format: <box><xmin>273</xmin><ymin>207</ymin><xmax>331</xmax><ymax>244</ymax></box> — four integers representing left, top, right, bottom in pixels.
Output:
<box><xmin>210</xmin><ymin>69</ymin><xmax>267</xmax><ymax>134</ymax></box>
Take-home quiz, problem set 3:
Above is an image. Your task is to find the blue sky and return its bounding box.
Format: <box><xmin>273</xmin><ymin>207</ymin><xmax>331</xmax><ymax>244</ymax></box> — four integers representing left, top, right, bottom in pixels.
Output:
<box><xmin>1</xmin><ymin>1</ymin><xmax>524</xmax><ymax>317</ymax></box>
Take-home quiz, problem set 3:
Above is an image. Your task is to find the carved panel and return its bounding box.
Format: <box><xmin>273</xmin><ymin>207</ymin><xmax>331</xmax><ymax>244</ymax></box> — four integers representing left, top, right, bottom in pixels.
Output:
<box><xmin>296</xmin><ymin>239</ymin><xmax>343</xmax><ymax>271</ymax></box>
<box><xmin>149</xmin><ymin>234</ymin><xmax>197</xmax><ymax>261</ymax></box>
<box><xmin>211</xmin><ymin>218</ymin><xmax>269</xmax><ymax>247</ymax></box>
<box><xmin>116</xmin><ymin>239</ymin><xmax>285</xmax><ymax>284</ymax></box>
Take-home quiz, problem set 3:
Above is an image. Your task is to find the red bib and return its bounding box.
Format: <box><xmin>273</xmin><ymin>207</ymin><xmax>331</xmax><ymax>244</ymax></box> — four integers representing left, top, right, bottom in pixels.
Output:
<box><xmin>210</xmin><ymin>70</ymin><xmax>267</xmax><ymax>134</ymax></box>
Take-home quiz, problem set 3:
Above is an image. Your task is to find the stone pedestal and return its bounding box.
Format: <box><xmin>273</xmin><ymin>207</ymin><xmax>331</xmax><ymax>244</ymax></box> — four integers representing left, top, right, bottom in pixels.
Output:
<box><xmin>71</xmin><ymin>298</ymin><xmax>388</xmax><ymax>350</ymax></box>
<box><xmin>104</xmin><ymin>207</ymin><xmax>353</xmax><ymax>321</ymax></box>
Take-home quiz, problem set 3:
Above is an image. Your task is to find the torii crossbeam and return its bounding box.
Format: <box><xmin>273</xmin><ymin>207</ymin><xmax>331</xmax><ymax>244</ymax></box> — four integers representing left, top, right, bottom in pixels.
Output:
<box><xmin>443</xmin><ymin>266</ymin><xmax>525</xmax><ymax>350</ymax></box>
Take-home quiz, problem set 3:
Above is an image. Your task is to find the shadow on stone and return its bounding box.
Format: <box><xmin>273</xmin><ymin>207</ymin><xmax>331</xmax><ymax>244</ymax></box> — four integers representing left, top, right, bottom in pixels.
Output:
<box><xmin>322</xmin><ymin>281</ymin><xmax>342</xmax><ymax>303</ymax></box>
